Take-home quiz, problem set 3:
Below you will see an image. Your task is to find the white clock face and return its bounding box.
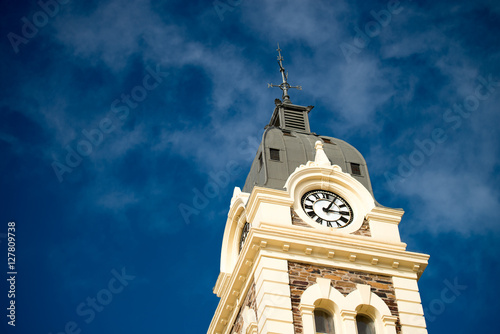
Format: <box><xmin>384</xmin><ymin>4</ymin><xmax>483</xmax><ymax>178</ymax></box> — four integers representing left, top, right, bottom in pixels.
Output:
<box><xmin>301</xmin><ymin>190</ymin><xmax>353</xmax><ymax>228</ymax></box>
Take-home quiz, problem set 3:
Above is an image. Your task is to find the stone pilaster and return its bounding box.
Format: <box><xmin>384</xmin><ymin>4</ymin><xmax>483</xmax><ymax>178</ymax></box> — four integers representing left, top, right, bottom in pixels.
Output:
<box><xmin>254</xmin><ymin>256</ymin><xmax>294</xmax><ymax>334</ymax></box>
<box><xmin>393</xmin><ymin>277</ymin><xmax>427</xmax><ymax>334</ymax></box>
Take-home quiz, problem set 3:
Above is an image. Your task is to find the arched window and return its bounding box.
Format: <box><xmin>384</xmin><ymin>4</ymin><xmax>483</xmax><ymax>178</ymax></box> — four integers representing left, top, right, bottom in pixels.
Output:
<box><xmin>356</xmin><ymin>314</ymin><xmax>375</xmax><ymax>334</ymax></box>
<box><xmin>314</xmin><ymin>309</ymin><xmax>335</xmax><ymax>334</ymax></box>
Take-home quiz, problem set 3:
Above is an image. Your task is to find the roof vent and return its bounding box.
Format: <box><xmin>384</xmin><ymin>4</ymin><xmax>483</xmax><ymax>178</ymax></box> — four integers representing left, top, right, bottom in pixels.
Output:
<box><xmin>268</xmin><ymin>103</ymin><xmax>313</xmax><ymax>133</ymax></box>
<box><xmin>270</xmin><ymin>148</ymin><xmax>280</xmax><ymax>161</ymax></box>
<box><xmin>350</xmin><ymin>163</ymin><xmax>361</xmax><ymax>175</ymax></box>
<box><xmin>283</xmin><ymin>109</ymin><xmax>306</xmax><ymax>131</ymax></box>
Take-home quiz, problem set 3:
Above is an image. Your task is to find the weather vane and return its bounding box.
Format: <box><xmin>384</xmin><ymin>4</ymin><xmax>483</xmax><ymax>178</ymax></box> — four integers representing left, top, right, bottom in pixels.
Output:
<box><xmin>268</xmin><ymin>43</ymin><xmax>302</xmax><ymax>103</ymax></box>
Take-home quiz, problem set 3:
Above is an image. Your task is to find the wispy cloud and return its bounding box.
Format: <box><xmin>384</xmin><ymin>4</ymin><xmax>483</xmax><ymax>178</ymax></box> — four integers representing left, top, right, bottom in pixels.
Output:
<box><xmin>2</xmin><ymin>1</ymin><xmax>500</xmax><ymax>333</ymax></box>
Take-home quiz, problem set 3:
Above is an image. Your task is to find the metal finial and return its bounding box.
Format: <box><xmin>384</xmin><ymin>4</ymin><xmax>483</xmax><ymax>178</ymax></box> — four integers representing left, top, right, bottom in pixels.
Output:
<box><xmin>268</xmin><ymin>43</ymin><xmax>302</xmax><ymax>103</ymax></box>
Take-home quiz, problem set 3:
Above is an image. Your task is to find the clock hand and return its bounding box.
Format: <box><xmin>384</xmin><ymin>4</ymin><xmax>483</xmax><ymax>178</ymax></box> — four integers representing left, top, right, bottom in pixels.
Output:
<box><xmin>322</xmin><ymin>208</ymin><xmax>341</xmax><ymax>213</ymax></box>
<box><xmin>323</xmin><ymin>208</ymin><xmax>350</xmax><ymax>215</ymax></box>
<box><xmin>324</xmin><ymin>197</ymin><xmax>337</xmax><ymax>211</ymax></box>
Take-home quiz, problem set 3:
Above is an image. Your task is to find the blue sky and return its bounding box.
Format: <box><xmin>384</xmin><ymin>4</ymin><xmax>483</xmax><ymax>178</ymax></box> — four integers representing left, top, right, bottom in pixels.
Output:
<box><xmin>1</xmin><ymin>0</ymin><xmax>499</xmax><ymax>333</ymax></box>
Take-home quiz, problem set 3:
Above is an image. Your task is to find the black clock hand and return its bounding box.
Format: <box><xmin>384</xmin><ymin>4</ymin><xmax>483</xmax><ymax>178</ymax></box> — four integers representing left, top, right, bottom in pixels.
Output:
<box><xmin>324</xmin><ymin>197</ymin><xmax>337</xmax><ymax>211</ymax></box>
<box><xmin>323</xmin><ymin>208</ymin><xmax>349</xmax><ymax>215</ymax></box>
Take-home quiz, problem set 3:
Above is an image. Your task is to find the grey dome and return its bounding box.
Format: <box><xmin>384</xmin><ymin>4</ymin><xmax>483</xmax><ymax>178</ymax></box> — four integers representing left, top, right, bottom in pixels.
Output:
<box><xmin>242</xmin><ymin>126</ymin><xmax>374</xmax><ymax>196</ymax></box>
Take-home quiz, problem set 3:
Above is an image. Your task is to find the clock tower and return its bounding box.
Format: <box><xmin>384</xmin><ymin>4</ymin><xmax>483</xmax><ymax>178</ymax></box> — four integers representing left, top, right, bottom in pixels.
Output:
<box><xmin>208</xmin><ymin>48</ymin><xmax>429</xmax><ymax>334</ymax></box>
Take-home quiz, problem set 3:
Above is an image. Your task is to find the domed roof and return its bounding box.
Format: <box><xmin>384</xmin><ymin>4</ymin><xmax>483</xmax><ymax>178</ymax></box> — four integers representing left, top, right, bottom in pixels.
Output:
<box><xmin>242</xmin><ymin>103</ymin><xmax>374</xmax><ymax>197</ymax></box>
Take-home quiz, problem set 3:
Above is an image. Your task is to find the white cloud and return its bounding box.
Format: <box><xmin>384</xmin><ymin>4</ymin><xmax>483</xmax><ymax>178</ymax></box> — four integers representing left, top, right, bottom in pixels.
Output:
<box><xmin>7</xmin><ymin>0</ymin><xmax>500</xmax><ymax>239</ymax></box>
<box><xmin>240</xmin><ymin>0</ymin><xmax>348</xmax><ymax>47</ymax></box>
<box><xmin>54</xmin><ymin>0</ymin><xmax>167</xmax><ymax>71</ymax></box>
<box><xmin>388</xmin><ymin>131</ymin><xmax>500</xmax><ymax>234</ymax></box>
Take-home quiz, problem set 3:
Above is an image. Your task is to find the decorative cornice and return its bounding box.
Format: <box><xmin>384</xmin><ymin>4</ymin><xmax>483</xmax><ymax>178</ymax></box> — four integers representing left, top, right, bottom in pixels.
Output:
<box><xmin>213</xmin><ymin>272</ymin><xmax>231</xmax><ymax>297</ymax></box>
<box><xmin>258</xmin><ymin>222</ymin><xmax>407</xmax><ymax>252</ymax></box>
<box><xmin>251</xmin><ymin>225</ymin><xmax>428</xmax><ymax>275</ymax></box>
<box><xmin>365</xmin><ymin>206</ymin><xmax>404</xmax><ymax>225</ymax></box>
<box><xmin>245</xmin><ymin>186</ymin><xmax>294</xmax><ymax>224</ymax></box>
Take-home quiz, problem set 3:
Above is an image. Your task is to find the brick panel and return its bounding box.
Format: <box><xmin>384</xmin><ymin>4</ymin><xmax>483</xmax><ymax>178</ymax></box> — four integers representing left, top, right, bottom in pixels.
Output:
<box><xmin>351</xmin><ymin>218</ymin><xmax>371</xmax><ymax>237</ymax></box>
<box><xmin>288</xmin><ymin>261</ymin><xmax>401</xmax><ymax>334</ymax></box>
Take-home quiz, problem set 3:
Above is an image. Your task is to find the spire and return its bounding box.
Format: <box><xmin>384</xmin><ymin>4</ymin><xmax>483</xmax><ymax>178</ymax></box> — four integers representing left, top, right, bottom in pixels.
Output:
<box><xmin>268</xmin><ymin>43</ymin><xmax>302</xmax><ymax>104</ymax></box>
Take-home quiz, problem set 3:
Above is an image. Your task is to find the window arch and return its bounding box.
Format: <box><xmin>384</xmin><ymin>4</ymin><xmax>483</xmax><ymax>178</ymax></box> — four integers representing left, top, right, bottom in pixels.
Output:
<box><xmin>314</xmin><ymin>309</ymin><xmax>335</xmax><ymax>334</ymax></box>
<box><xmin>356</xmin><ymin>314</ymin><xmax>376</xmax><ymax>334</ymax></box>
<box><xmin>300</xmin><ymin>280</ymin><xmax>398</xmax><ymax>334</ymax></box>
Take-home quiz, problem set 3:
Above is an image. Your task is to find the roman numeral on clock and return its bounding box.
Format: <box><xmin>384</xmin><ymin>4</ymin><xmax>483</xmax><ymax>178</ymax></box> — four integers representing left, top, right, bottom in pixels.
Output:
<box><xmin>339</xmin><ymin>216</ymin><xmax>349</xmax><ymax>224</ymax></box>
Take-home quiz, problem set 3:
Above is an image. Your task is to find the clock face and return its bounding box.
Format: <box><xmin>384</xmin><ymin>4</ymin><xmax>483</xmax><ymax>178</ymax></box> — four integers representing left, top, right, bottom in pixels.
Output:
<box><xmin>301</xmin><ymin>190</ymin><xmax>353</xmax><ymax>228</ymax></box>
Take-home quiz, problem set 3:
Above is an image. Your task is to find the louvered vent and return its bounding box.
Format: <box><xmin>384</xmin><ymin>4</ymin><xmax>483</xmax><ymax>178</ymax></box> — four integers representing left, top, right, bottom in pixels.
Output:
<box><xmin>283</xmin><ymin>110</ymin><xmax>306</xmax><ymax>130</ymax></box>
